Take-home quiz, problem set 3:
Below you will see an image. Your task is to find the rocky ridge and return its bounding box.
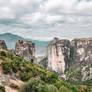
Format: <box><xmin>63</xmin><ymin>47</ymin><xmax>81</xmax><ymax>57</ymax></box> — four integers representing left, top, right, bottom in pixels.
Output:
<box><xmin>47</xmin><ymin>38</ymin><xmax>92</xmax><ymax>81</ymax></box>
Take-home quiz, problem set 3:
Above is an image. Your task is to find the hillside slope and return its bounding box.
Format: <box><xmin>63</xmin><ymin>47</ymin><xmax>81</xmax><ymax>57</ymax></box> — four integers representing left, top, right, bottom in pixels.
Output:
<box><xmin>0</xmin><ymin>50</ymin><xmax>91</xmax><ymax>92</ymax></box>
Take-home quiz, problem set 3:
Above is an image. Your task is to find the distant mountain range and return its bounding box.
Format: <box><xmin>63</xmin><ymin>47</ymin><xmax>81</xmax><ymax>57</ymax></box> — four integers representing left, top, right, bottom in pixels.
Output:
<box><xmin>0</xmin><ymin>33</ymin><xmax>51</xmax><ymax>56</ymax></box>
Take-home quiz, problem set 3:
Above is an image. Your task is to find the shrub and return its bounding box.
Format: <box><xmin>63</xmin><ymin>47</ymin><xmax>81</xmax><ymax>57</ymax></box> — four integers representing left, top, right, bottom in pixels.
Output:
<box><xmin>0</xmin><ymin>85</ymin><xmax>5</xmax><ymax>92</ymax></box>
<box><xmin>40</xmin><ymin>71</ymin><xmax>58</xmax><ymax>84</ymax></box>
<box><xmin>0</xmin><ymin>51</ymin><xmax>6</xmax><ymax>57</ymax></box>
<box><xmin>2</xmin><ymin>61</ymin><xmax>11</xmax><ymax>74</ymax></box>
<box><xmin>19</xmin><ymin>78</ymin><xmax>48</xmax><ymax>92</ymax></box>
<box><xmin>47</xmin><ymin>85</ymin><xmax>59</xmax><ymax>92</ymax></box>
<box><xmin>20</xmin><ymin>72</ymin><xmax>30</xmax><ymax>81</ymax></box>
<box><xmin>11</xmin><ymin>60</ymin><xmax>20</xmax><ymax>73</ymax></box>
<box><xmin>6</xmin><ymin>52</ymin><xmax>13</xmax><ymax>59</ymax></box>
<box><xmin>59</xmin><ymin>86</ymin><xmax>72</xmax><ymax>92</ymax></box>
<box><xmin>79</xmin><ymin>86</ymin><xmax>89</xmax><ymax>92</ymax></box>
<box><xmin>9</xmin><ymin>83</ymin><xmax>19</xmax><ymax>89</ymax></box>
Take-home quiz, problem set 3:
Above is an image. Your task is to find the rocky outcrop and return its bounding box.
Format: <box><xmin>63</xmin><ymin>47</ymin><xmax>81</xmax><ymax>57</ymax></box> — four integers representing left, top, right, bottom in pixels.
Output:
<box><xmin>47</xmin><ymin>38</ymin><xmax>71</xmax><ymax>74</ymax></box>
<box><xmin>15</xmin><ymin>40</ymin><xmax>35</xmax><ymax>60</ymax></box>
<box><xmin>71</xmin><ymin>38</ymin><xmax>92</xmax><ymax>65</ymax></box>
<box><xmin>47</xmin><ymin>38</ymin><xmax>92</xmax><ymax>80</ymax></box>
<box><xmin>0</xmin><ymin>74</ymin><xmax>24</xmax><ymax>92</ymax></box>
<box><xmin>82</xmin><ymin>66</ymin><xmax>92</xmax><ymax>81</ymax></box>
<box><xmin>71</xmin><ymin>38</ymin><xmax>92</xmax><ymax>81</ymax></box>
<box><xmin>0</xmin><ymin>40</ymin><xmax>7</xmax><ymax>50</ymax></box>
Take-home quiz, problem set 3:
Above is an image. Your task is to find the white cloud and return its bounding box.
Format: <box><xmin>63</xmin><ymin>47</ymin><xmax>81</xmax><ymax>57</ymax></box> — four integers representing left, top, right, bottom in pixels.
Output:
<box><xmin>0</xmin><ymin>0</ymin><xmax>92</xmax><ymax>40</ymax></box>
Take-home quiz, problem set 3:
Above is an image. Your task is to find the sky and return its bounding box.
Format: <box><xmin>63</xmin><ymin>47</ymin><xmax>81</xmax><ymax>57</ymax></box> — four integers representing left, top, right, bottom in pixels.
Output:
<box><xmin>0</xmin><ymin>0</ymin><xmax>92</xmax><ymax>41</ymax></box>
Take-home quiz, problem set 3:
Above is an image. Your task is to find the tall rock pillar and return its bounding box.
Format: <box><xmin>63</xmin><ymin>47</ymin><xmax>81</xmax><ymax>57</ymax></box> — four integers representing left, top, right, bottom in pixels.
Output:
<box><xmin>47</xmin><ymin>38</ymin><xmax>71</xmax><ymax>74</ymax></box>
<box><xmin>15</xmin><ymin>40</ymin><xmax>35</xmax><ymax>60</ymax></box>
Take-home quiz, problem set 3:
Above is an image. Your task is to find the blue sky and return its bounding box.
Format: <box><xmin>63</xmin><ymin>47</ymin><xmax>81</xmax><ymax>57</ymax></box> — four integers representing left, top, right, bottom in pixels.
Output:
<box><xmin>0</xmin><ymin>0</ymin><xmax>92</xmax><ymax>41</ymax></box>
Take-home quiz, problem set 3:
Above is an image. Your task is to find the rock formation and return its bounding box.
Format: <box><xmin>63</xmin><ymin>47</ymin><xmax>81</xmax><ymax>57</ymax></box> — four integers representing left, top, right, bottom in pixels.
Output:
<box><xmin>47</xmin><ymin>38</ymin><xmax>71</xmax><ymax>74</ymax></box>
<box><xmin>47</xmin><ymin>38</ymin><xmax>92</xmax><ymax>80</ymax></box>
<box><xmin>15</xmin><ymin>40</ymin><xmax>35</xmax><ymax>60</ymax></box>
<box><xmin>0</xmin><ymin>40</ymin><xmax>7</xmax><ymax>50</ymax></box>
<box><xmin>71</xmin><ymin>38</ymin><xmax>92</xmax><ymax>81</ymax></box>
<box><xmin>71</xmin><ymin>38</ymin><xmax>92</xmax><ymax>65</ymax></box>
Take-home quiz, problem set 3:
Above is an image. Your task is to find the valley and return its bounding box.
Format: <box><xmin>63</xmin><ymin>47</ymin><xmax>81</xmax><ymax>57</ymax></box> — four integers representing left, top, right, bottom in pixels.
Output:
<box><xmin>0</xmin><ymin>33</ymin><xmax>92</xmax><ymax>92</ymax></box>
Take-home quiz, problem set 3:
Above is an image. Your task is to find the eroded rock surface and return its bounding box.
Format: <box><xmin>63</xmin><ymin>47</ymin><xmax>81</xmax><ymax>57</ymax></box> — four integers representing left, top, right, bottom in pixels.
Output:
<box><xmin>71</xmin><ymin>38</ymin><xmax>92</xmax><ymax>65</ymax></box>
<box><xmin>0</xmin><ymin>74</ymin><xmax>23</xmax><ymax>92</ymax></box>
<box><xmin>0</xmin><ymin>40</ymin><xmax>7</xmax><ymax>50</ymax></box>
<box><xmin>15</xmin><ymin>40</ymin><xmax>35</xmax><ymax>60</ymax></box>
<box><xmin>47</xmin><ymin>38</ymin><xmax>71</xmax><ymax>74</ymax></box>
<box><xmin>47</xmin><ymin>38</ymin><xmax>92</xmax><ymax>81</ymax></box>
<box><xmin>82</xmin><ymin>66</ymin><xmax>92</xmax><ymax>81</ymax></box>
<box><xmin>70</xmin><ymin>38</ymin><xmax>92</xmax><ymax>81</ymax></box>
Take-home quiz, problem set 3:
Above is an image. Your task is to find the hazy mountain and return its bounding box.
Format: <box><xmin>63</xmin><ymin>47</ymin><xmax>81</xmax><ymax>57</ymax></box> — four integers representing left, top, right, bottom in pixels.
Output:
<box><xmin>0</xmin><ymin>33</ymin><xmax>50</xmax><ymax>56</ymax></box>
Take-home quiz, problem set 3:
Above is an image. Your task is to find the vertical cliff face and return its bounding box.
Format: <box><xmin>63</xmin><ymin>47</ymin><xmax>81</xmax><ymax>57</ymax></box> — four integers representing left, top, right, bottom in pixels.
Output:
<box><xmin>0</xmin><ymin>40</ymin><xmax>7</xmax><ymax>50</ymax></box>
<box><xmin>72</xmin><ymin>38</ymin><xmax>92</xmax><ymax>65</ymax></box>
<box><xmin>15</xmin><ymin>40</ymin><xmax>35</xmax><ymax>60</ymax></box>
<box><xmin>47</xmin><ymin>38</ymin><xmax>71</xmax><ymax>74</ymax></box>
<box><xmin>47</xmin><ymin>38</ymin><xmax>92</xmax><ymax>81</ymax></box>
<box><xmin>69</xmin><ymin>38</ymin><xmax>92</xmax><ymax>81</ymax></box>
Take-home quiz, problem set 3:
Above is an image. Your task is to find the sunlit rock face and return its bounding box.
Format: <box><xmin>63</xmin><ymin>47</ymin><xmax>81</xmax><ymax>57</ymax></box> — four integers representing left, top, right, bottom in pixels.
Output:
<box><xmin>71</xmin><ymin>38</ymin><xmax>92</xmax><ymax>65</ymax></box>
<box><xmin>71</xmin><ymin>38</ymin><xmax>92</xmax><ymax>81</ymax></box>
<box><xmin>47</xmin><ymin>38</ymin><xmax>71</xmax><ymax>74</ymax></box>
<box><xmin>15</xmin><ymin>40</ymin><xmax>35</xmax><ymax>60</ymax></box>
<box><xmin>0</xmin><ymin>40</ymin><xmax>7</xmax><ymax>50</ymax></box>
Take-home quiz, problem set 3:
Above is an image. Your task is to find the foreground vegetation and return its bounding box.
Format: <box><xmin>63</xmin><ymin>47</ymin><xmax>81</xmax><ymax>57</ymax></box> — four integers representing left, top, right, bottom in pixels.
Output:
<box><xmin>0</xmin><ymin>51</ymin><xmax>92</xmax><ymax>92</ymax></box>
<box><xmin>0</xmin><ymin>85</ymin><xmax>5</xmax><ymax>92</ymax></box>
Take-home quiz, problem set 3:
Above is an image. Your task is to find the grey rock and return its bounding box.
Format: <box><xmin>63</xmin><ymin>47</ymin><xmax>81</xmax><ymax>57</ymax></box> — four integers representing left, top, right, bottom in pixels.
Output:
<box><xmin>47</xmin><ymin>38</ymin><xmax>71</xmax><ymax>74</ymax></box>
<box><xmin>15</xmin><ymin>40</ymin><xmax>35</xmax><ymax>60</ymax></box>
<box><xmin>0</xmin><ymin>40</ymin><xmax>7</xmax><ymax>50</ymax></box>
<box><xmin>71</xmin><ymin>38</ymin><xmax>92</xmax><ymax>65</ymax></box>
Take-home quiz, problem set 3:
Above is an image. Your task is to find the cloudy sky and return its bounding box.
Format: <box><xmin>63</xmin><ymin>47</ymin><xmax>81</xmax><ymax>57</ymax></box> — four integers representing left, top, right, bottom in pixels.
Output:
<box><xmin>0</xmin><ymin>0</ymin><xmax>92</xmax><ymax>41</ymax></box>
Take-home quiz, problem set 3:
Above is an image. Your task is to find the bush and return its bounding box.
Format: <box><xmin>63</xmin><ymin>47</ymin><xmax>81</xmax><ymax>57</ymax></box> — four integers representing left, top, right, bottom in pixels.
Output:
<box><xmin>19</xmin><ymin>78</ymin><xmax>48</xmax><ymax>92</ymax></box>
<box><xmin>47</xmin><ymin>85</ymin><xmax>59</xmax><ymax>92</ymax></box>
<box><xmin>40</xmin><ymin>71</ymin><xmax>58</xmax><ymax>84</ymax></box>
<box><xmin>59</xmin><ymin>86</ymin><xmax>72</xmax><ymax>92</ymax></box>
<box><xmin>11</xmin><ymin>60</ymin><xmax>20</xmax><ymax>73</ymax></box>
<box><xmin>6</xmin><ymin>52</ymin><xmax>13</xmax><ymax>59</ymax></box>
<box><xmin>9</xmin><ymin>83</ymin><xmax>19</xmax><ymax>89</ymax></box>
<box><xmin>0</xmin><ymin>85</ymin><xmax>5</xmax><ymax>92</ymax></box>
<box><xmin>0</xmin><ymin>51</ymin><xmax>6</xmax><ymax>57</ymax></box>
<box><xmin>79</xmin><ymin>86</ymin><xmax>89</xmax><ymax>92</ymax></box>
<box><xmin>2</xmin><ymin>61</ymin><xmax>11</xmax><ymax>74</ymax></box>
<box><xmin>20</xmin><ymin>72</ymin><xmax>31</xmax><ymax>81</ymax></box>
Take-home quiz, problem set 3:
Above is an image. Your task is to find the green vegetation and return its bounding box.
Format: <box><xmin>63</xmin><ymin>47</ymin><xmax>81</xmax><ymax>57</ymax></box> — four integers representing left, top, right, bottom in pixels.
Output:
<box><xmin>0</xmin><ymin>85</ymin><xmax>5</xmax><ymax>92</ymax></box>
<box><xmin>39</xmin><ymin>57</ymin><xmax>47</xmax><ymax>68</ymax></box>
<box><xmin>66</xmin><ymin>65</ymin><xmax>82</xmax><ymax>82</ymax></box>
<box><xmin>59</xmin><ymin>86</ymin><xmax>72</xmax><ymax>92</ymax></box>
<box><xmin>9</xmin><ymin>83</ymin><xmax>19</xmax><ymax>89</ymax></box>
<box><xmin>47</xmin><ymin>85</ymin><xmax>59</xmax><ymax>92</ymax></box>
<box><xmin>19</xmin><ymin>78</ymin><xmax>48</xmax><ymax>92</ymax></box>
<box><xmin>0</xmin><ymin>51</ymin><xmax>91</xmax><ymax>92</ymax></box>
<box><xmin>19</xmin><ymin>78</ymin><xmax>91</xmax><ymax>92</ymax></box>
